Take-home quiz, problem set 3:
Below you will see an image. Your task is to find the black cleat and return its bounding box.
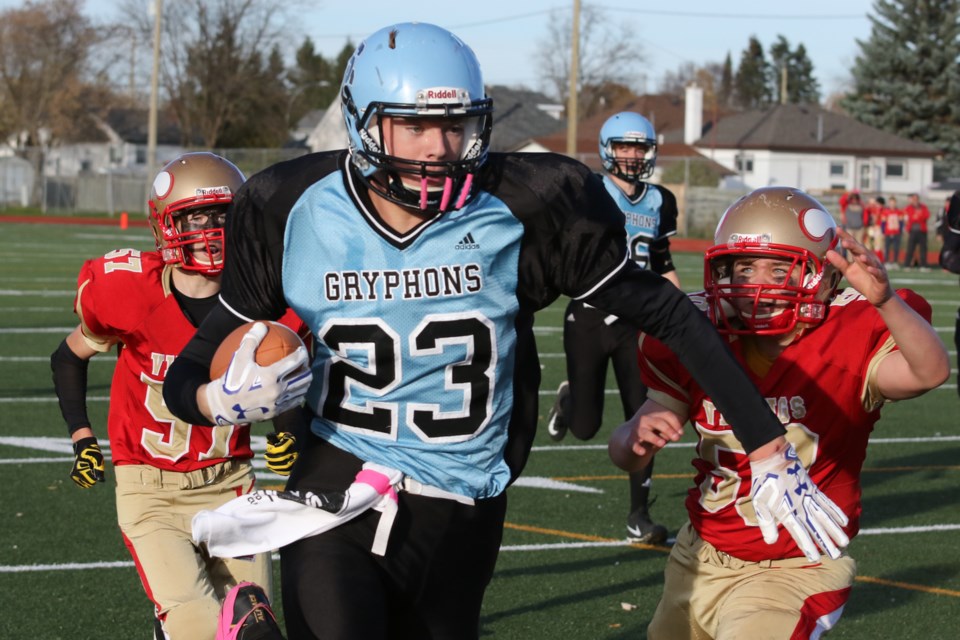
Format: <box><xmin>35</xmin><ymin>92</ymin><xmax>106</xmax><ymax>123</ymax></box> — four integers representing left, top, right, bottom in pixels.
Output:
<box><xmin>626</xmin><ymin>510</ymin><xmax>668</xmax><ymax>544</ymax></box>
<box><xmin>217</xmin><ymin>581</ymin><xmax>286</xmax><ymax>640</ymax></box>
<box><xmin>546</xmin><ymin>381</ymin><xmax>570</xmax><ymax>442</ymax></box>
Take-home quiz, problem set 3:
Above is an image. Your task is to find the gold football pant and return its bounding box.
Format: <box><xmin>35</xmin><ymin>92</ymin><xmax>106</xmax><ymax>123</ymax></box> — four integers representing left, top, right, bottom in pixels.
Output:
<box><xmin>648</xmin><ymin>521</ymin><xmax>856</xmax><ymax>640</ymax></box>
<box><xmin>115</xmin><ymin>460</ymin><xmax>270</xmax><ymax>640</ymax></box>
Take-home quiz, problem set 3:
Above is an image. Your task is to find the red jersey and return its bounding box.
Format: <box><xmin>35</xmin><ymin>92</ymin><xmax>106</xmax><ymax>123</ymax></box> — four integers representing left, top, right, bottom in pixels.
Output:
<box><xmin>75</xmin><ymin>249</ymin><xmax>307</xmax><ymax>471</ymax></box>
<box><xmin>882</xmin><ymin>207</ymin><xmax>903</xmax><ymax>236</ymax></box>
<box><xmin>903</xmin><ymin>203</ymin><xmax>930</xmax><ymax>232</ymax></box>
<box><xmin>638</xmin><ymin>288</ymin><xmax>931</xmax><ymax>561</ymax></box>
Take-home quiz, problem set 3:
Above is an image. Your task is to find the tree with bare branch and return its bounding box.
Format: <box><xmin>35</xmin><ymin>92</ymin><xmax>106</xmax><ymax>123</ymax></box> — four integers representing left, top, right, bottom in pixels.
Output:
<box><xmin>121</xmin><ymin>0</ymin><xmax>298</xmax><ymax>148</ymax></box>
<box><xmin>535</xmin><ymin>6</ymin><xmax>646</xmax><ymax>120</ymax></box>
<box><xmin>0</xmin><ymin>0</ymin><xmax>113</xmax><ymax>202</ymax></box>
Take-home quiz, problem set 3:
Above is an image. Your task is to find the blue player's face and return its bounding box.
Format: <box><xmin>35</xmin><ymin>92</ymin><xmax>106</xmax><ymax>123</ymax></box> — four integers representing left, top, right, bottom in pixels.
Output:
<box><xmin>382</xmin><ymin>117</ymin><xmax>466</xmax><ymax>188</ymax></box>
<box><xmin>610</xmin><ymin>141</ymin><xmax>654</xmax><ymax>179</ymax></box>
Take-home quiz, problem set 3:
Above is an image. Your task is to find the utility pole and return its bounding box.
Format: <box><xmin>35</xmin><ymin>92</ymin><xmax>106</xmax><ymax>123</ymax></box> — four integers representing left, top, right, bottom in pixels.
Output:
<box><xmin>780</xmin><ymin>64</ymin><xmax>788</xmax><ymax>105</ymax></box>
<box><xmin>128</xmin><ymin>27</ymin><xmax>137</xmax><ymax>100</ymax></box>
<box><xmin>146</xmin><ymin>0</ymin><xmax>163</xmax><ymax>210</ymax></box>
<box><xmin>565</xmin><ymin>0</ymin><xmax>580</xmax><ymax>158</ymax></box>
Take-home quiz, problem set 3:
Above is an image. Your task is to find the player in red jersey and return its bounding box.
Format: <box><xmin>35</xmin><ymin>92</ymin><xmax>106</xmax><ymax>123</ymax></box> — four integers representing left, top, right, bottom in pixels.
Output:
<box><xmin>50</xmin><ymin>153</ymin><xmax>306</xmax><ymax>640</ymax></box>
<box><xmin>609</xmin><ymin>186</ymin><xmax>950</xmax><ymax>640</ymax></box>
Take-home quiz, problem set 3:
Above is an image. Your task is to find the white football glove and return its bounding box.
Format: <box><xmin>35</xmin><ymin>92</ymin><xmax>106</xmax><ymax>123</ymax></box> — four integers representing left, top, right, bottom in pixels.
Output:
<box><xmin>749</xmin><ymin>441</ymin><xmax>850</xmax><ymax>562</ymax></box>
<box><xmin>205</xmin><ymin>322</ymin><xmax>312</xmax><ymax>426</ymax></box>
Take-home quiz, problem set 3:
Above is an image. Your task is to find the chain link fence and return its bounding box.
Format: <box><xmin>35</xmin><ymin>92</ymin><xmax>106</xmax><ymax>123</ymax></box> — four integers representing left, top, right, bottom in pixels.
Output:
<box><xmin>1</xmin><ymin>147</ymin><xmax>942</xmax><ymax>241</ymax></box>
<box><xmin>0</xmin><ymin>147</ymin><xmax>309</xmax><ymax>216</ymax></box>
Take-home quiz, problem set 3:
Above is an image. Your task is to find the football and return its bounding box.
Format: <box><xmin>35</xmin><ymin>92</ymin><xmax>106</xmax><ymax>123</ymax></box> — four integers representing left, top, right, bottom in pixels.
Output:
<box><xmin>210</xmin><ymin>321</ymin><xmax>305</xmax><ymax>379</ymax></box>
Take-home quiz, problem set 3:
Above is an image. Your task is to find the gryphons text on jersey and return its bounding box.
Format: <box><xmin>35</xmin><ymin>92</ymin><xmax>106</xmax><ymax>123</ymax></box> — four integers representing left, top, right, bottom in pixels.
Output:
<box><xmin>219</xmin><ymin>151</ymin><xmax>630</xmax><ymax>500</ymax></box>
<box><xmin>601</xmin><ymin>175</ymin><xmax>677</xmax><ymax>269</ymax></box>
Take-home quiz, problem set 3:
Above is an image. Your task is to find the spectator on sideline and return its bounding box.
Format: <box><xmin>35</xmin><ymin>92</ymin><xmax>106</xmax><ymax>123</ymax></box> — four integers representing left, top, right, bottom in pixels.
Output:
<box><xmin>842</xmin><ymin>192</ymin><xmax>866</xmax><ymax>244</ymax></box>
<box><xmin>902</xmin><ymin>193</ymin><xmax>931</xmax><ymax>269</ymax></box>
<box><xmin>882</xmin><ymin>195</ymin><xmax>904</xmax><ymax>267</ymax></box>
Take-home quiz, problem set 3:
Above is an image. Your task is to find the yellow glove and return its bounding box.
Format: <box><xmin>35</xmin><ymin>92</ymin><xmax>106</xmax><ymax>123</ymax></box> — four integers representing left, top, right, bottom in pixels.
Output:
<box><xmin>265</xmin><ymin>432</ymin><xmax>298</xmax><ymax>476</ymax></box>
<box><xmin>71</xmin><ymin>437</ymin><xmax>105</xmax><ymax>488</ymax></box>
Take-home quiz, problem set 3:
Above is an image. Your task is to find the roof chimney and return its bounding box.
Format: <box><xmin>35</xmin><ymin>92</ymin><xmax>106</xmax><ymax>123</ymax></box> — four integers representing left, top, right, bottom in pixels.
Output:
<box><xmin>684</xmin><ymin>84</ymin><xmax>703</xmax><ymax>145</ymax></box>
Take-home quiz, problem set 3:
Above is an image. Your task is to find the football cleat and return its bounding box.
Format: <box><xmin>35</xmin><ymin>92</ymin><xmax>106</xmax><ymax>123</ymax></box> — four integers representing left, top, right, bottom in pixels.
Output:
<box><xmin>626</xmin><ymin>509</ymin><xmax>668</xmax><ymax>544</ymax></box>
<box><xmin>216</xmin><ymin>582</ymin><xmax>286</xmax><ymax>640</ymax></box>
<box><xmin>546</xmin><ymin>381</ymin><xmax>570</xmax><ymax>442</ymax></box>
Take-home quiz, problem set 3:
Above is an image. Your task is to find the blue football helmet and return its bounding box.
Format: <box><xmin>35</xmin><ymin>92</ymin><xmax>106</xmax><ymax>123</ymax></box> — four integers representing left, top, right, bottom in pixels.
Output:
<box><xmin>599</xmin><ymin>112</ymin><xmax>657</xmax><ymax>181</ymax></box>
<box><xmin>340</xmin><ymin>22</ymin><xmax>493</xmax><ymax>213</ymax></box>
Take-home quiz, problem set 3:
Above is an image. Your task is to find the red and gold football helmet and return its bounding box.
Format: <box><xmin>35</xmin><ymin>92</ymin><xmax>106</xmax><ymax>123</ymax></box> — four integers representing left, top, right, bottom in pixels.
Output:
<box><xmin>148</xmin><ymin>152</ymin><xmax>245</xmax><ymax>275</ymax></box>
<box><xmin>704</xmin><ymin>186</ymin><xmax>842</xmax><ymax>335</ymax></box>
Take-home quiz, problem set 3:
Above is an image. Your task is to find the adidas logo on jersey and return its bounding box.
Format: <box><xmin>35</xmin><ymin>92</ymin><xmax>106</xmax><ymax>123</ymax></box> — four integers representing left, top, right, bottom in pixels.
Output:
<box><xmin>455</xmin><ymin>233</ymin><xmax>480</xmax><ymax>250</ymax></box>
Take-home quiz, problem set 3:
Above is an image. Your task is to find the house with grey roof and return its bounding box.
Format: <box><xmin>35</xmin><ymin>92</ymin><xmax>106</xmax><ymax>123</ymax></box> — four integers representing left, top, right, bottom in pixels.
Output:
<box><xmin>691</xmin><ymin>103</ymin><xmax>940</xmax><ymax>194</ymax></box>
<box><xmin>484</xmin><ymin>85</ymin><xmax>564</xmax><ymax>152</ymax></box>
<box><xmin>534</xmin><ymin>89</ymin><xmax>735</xmax><ymax>182</ymax></box>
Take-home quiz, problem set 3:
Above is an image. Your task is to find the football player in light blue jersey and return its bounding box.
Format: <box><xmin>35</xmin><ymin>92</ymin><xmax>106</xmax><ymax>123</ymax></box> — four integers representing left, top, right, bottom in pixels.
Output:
<box><xmin>547</xmin><ymin>112</ymin><xmax>681</xmax><ymax>543</ymax></box>
<box><xmin>165</xmin><ymin>24</ymin><xmax>844</xmax><ymax>640</ymax></box>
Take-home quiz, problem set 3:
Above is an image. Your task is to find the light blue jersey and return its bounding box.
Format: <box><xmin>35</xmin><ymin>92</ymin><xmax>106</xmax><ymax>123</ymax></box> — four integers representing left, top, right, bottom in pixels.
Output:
<box><xmin>283</xmin><ymin>171</ymin><xmax>523</xmax><ymax>499</ymax></box>
<box><xmin>601</xmin><ymin>175</ymin><xmax>675</xmax><ymax>270</ymax></box>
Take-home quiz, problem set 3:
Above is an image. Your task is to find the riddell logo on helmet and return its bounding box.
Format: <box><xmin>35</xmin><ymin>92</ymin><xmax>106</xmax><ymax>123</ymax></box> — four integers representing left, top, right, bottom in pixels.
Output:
<box><xmin>727</xmin><ymin>233</ymin><xmax>772</xmax><ymax>245</ymax></box>
<box><xmin>427</xmin><ymin>88</ymin><xmax>458</xmax><ymax>100</ymax></box>
<box><xmin>420</xmin><ymin>87</ymin><xmax>465</xmax><ymax>103</ymax></box>
<box><xmin>195</xmin><ymin>186</ymin><xmax>232</xmax><ymax>196</ymax></box>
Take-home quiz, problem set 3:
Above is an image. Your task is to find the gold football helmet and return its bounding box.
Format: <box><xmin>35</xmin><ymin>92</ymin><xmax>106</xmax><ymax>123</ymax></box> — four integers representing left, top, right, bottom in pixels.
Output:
<box><xmin>148</xmin><ymin>152</ymin><xmax>245</xmax><ymax>275</ymax></box>
<box><xmin>704</xmin><ymin>186</ymin><xmax>842</xmax><ymax>335</ymax></box>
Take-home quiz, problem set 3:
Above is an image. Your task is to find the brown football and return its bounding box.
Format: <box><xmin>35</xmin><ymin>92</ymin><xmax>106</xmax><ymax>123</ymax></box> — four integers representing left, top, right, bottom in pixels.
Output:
<box><xmin>210</xmin><ymin>321</ymin><xmax>305</xmax><ymax>379</ymax></box>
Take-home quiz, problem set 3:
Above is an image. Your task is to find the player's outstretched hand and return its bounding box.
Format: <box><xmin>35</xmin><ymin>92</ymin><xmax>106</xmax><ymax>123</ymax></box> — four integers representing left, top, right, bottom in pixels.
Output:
<box><xmin>265</xmin><ymin>431</ymin><xmax>298</xmax><ymax>476</ymax></box>
<box><xmin>609</xmin><ymin>400</ymin><xmax>685</xmax><ymax>473</ymax></box>
<box><xmin>750</xmin><ymin>441</ymin><xmax>850</xmax><ymax>562</ymax></box>
<box><xmin>205</xmin><ymin>323</ymin><xmax>312</xmax><ymax>426</ymax></box>
<box><xmin>826</xmin><ymin>229</ymin><xmax>894</xmax><ymax>307</ymax></box>
<box><xmin>71</xmin><ymin>436</ymin><xmax>105</xmax><ymax>488</ymax></box>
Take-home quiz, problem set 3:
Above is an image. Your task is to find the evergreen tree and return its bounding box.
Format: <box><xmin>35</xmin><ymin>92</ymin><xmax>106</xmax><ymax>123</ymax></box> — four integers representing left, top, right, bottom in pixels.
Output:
<box><xmin>734</xmin><ymin>37</ymin><xmax>772</xmax><ymax>109</ymax></box>
<box><xmin>842</xmin><ymin>0</ymin><xmax>960</xmax><ymax>176</ymax></box>
<box><xmin>288</xmin><ymin>37</ymin><xmax>340</xmax><ymax>126</ymax></box>
<box><xmin>219</xmin><ymin>45</ymin><xmax>290</xmax><ymax>147</ymax></box>
<box><xmin>769</xmin><ymin>36</ymin><xmax>821</xmax><ymax>104</ymax></box>
<box><xmin>719</xmin><ymin>52</ymin><xmax>734</xmax><ymax>108</ymax></box>
<box><xmin>792</xmin><ymin>45</ymin><xmax>820</xmax><ymax>104</ymax></box>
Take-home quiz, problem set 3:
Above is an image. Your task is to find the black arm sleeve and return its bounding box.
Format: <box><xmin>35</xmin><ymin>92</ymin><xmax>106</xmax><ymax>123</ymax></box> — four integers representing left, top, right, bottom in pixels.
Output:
<box><xmin>163</xmin><ymin>302</ymin><xmax>247</xmax><ymax>426</ymax></box>
<box><xmin>583</xmin><ymin>263</ymin><xmax>785</xmax><ymax>453</ymax></box>
<box><xmin>50</xmin><ymin>339</ymin><xmax>92</xmax><ymax>435</ymax></box>
<box><xmin>648</xmin><ymin>237</ymin><xmax>676</xmax><ymax>275</ymax></box>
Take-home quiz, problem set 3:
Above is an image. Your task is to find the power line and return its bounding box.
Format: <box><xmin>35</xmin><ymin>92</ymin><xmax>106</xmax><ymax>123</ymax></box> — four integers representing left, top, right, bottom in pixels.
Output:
<box><xmin>306</xmin><ymin>8</ymin><xmax>563</xmax><ymax>41</ymax></box>
<box><xmin>595</xmin><ymin>5</ymin><xmax>865</xmax><ymax>20</ymax></box>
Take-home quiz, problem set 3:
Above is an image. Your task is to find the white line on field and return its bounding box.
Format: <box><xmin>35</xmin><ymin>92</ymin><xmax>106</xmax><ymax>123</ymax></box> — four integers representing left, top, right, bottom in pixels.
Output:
<box><xmin>3</xmin><ymin>523</ymin><xmax>958</xmax><ymax>572</ymax></box>
<box><xmin>0</xmin><ymin>290</ymin><xmax>73</xmax><ymax>297</ymax></box>
<box><xmin>3</xmin><ymin>435</ymin><xmax>960</xmax><ymax>462</ymax></box>
<box><xmin>499</xmin><ymin>523</ymin><xmax>960</xmax><ymax>551</ymax></box>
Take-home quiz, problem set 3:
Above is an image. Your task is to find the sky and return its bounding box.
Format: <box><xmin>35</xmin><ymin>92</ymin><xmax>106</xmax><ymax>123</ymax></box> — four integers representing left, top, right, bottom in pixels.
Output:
<box><xmin>8</xmin><ymin>0</ymin><xmax>878</xmax><ymax>99</ymax></box>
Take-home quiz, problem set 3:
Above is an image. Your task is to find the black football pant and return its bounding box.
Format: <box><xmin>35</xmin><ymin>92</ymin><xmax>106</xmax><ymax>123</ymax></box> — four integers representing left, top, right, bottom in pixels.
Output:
<box><xmin>280</xmin><ymin>436</ymin><xmax>506</xmax><ymax>640</ymax></box>
<box><xmin>562</xmin><ymin>299</ymin><xmax>655</xmax><ymax>515</ymax></box>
